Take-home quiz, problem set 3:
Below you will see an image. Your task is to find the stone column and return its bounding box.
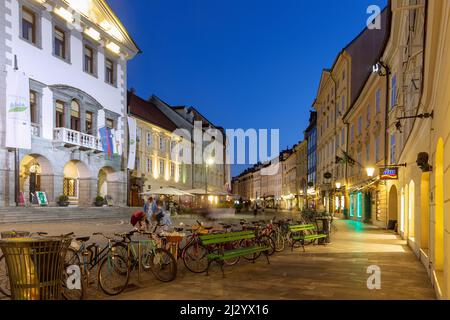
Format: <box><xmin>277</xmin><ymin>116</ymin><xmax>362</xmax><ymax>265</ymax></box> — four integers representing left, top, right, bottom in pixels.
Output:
<box><xmin>40</xmin><ymin>174</ymin><xmax>55</xmax><ymax>206</ymax></box>
<box><xmin>53</xmin><ymin>174</ymin><xmax>64</xmax><ymax>205</ymax></box>
<box><xmin>78</xmin><ymin>178</ymin><xmax>97</xmax><ymax>207</ymax></box>
<box><xmin>107</xmin><ymin>181</ymin><xmax>126</xmax><ymax>207</ymax></box>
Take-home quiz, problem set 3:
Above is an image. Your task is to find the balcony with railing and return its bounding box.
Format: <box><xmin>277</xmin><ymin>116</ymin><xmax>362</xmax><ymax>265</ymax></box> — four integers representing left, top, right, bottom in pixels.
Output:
<box><xmin>53</xmin><ymin>127</ymin><xmax>103</xmax><ymax>152</ymax></box>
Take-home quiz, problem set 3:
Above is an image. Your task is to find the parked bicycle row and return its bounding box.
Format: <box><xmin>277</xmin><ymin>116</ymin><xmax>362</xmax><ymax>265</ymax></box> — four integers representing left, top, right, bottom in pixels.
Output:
<box><xmin>0</xmin><ymin>215</ymin><xmax>333</xmax><ymax>300</ymax></box>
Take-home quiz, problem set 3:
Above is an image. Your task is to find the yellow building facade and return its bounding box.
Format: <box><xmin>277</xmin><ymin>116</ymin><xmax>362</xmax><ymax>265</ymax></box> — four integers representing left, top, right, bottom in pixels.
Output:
<box><xmin>384</xmin><ymin>0</ymin><xmax>449</xmax><ymax>299</ymax></box>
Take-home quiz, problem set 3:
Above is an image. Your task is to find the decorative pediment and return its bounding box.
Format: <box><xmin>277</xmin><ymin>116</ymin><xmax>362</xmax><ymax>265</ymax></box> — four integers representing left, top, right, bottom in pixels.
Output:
<box><xmin>49</xmin><ymin>85</ymin><xmax>103</xmax><ymax>110</ymax></box>
<box><xmin>39</xmin><ymin>0</ymin><xmax>140</xmax><ymax>57</ymax></box>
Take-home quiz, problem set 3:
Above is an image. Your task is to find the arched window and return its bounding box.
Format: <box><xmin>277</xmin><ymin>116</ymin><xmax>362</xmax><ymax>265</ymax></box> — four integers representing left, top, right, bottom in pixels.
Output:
<box><xmin>70</xmin><ymin>100</ymin><xmax>80</xmax><ymax>131</ymax></box>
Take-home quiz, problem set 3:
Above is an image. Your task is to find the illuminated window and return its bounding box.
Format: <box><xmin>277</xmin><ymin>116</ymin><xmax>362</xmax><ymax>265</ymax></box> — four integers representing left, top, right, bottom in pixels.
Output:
<box><xmin>85</xmin><ymin>111</ymin><xmax>93</xmax><ymax>135</ymax></box>
<box><xmin>70</xmin><ymin>100</ymin><xmax>80</xmax><ymax>131</ymax></box>
<box><xmin>55</xmin><ymin>101</ymin><xmax>65</xmax><ymax>128</ymax></box>
<box><xmin>30</xmin><ymin>91</ymin><xmax>37</xmax><ymax>124</ymax></box>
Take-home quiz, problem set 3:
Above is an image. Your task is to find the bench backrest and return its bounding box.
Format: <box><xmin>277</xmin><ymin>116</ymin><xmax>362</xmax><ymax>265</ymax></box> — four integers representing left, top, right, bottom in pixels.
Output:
<box><xmin>289</xmin><ymin>224</ymin><xmax>315</xmax><ymax>233</ymax></box>
<box><xmin>200</xmin><ymin>231</ymin><xmax>255</xmax><ymax>245</ymax></box>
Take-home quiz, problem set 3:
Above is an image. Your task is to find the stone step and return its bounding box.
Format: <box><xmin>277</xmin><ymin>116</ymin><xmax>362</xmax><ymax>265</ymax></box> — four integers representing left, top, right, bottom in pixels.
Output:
<box><xmin>0</xmin><ymin>207</ymin><xmax>140</xmax><ymax>224</ymax></box>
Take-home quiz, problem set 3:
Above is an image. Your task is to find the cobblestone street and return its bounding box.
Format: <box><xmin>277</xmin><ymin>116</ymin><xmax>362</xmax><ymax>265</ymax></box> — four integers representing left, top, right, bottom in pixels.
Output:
<box><xmin>1</xmin><ymin>213</ymin><xmax>436</xmax><ymax>300</ymax></box>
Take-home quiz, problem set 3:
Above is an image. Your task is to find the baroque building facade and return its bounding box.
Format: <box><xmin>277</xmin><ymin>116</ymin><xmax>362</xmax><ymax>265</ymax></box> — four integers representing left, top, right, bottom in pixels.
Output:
<box><xmin>0</xmin><ymin>0</ymin><xmax>139</xmax><ymax>207</ymax></box>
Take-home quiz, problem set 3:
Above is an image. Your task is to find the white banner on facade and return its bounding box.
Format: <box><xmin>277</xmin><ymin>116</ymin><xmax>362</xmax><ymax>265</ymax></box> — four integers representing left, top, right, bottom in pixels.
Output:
<box><xmin>5</xmin><ymin>70</ymin><xmax>31</xmax><ymax>149</ymax></box>
<box><xmin>127</xmin><ymin>116</ymin><xmax>137</xmax><ymax>170</ymax></box>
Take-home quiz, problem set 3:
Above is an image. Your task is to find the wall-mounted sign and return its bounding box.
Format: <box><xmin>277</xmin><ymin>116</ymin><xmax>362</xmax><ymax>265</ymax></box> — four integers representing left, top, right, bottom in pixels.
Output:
<box><xmin>324</xmin><ymin>172</ymin><xmax>332</xmax><ymax>180</ymax></box>
<box><xmin>380</xmin><ymin>167</ymin><xmax>399</xmax><ymax>180</ymax></box>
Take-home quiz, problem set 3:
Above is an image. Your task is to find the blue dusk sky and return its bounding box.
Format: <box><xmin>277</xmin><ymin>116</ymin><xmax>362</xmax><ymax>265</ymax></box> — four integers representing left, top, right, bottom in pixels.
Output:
<box><xmin>107</xmin><ymin>0</ymin><xmax>387</xmax><ymax>177</ymax></box>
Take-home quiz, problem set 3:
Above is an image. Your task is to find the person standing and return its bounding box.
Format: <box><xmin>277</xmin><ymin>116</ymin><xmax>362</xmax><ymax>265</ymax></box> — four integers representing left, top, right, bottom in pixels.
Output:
<box><xmin>144</xmin><ymin>197</ymin><xmax>153</xmax><ymax>216</ymax></box>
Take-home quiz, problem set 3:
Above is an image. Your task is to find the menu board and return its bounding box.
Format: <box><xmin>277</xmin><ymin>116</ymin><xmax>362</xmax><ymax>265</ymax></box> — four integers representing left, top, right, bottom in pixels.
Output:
<box><xmin>36</xmin><ymin>191</ymin><xmax>48</xmax><ymax>206</ymax></box>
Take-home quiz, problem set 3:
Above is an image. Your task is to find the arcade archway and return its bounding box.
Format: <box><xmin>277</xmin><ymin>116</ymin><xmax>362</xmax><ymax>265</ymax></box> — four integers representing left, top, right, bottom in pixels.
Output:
<box><xmin>63</xmin><ymin>160</ymin><xmax>92</xmax><ymax>206</ymax></box>
<box><xmin>20</xmin><ymin>154</ymin><xmax>53</xmax><ymax>204</ymax></box>
<box><xmin>97</xmin><ymin>166</ymin><xmax>121</xmax><ymax>204</ymax></box>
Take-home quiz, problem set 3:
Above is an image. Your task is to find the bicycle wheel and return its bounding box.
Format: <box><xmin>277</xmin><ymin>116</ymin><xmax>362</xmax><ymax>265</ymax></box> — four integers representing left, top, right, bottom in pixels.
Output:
<box><xmin>111</xmin><ymin>242</ymin><xmax>129</xmax><ymax>276</ymax></box>
<box><xmin>222</xmin><ymin>241</ymin><xmax>240</xmax><ymax>266</ymax></box>
<box><xmin>62</xmin><ymin>248</ymin><xmax>85</xmax><ymax>300</ymax></box>
<box><xmin>182</xmin><ymin>242</ymin><xmax>209</xmax><ymax>273</ymax></box>
<box><xmin>0</xmin><ymin>254</ymin><xmax>11</xmax><ymax>298</ymax></box>
<box><xmin>142</xmin><ymin>248</ymin><xmax>177</xmax><ymax>282</ymax></box>
<box><xmin>240</xmin><ymin>238</ymin><xmax>261</xmax><ymax>261</ymax></box>
<box><xmin>261</xmin><ymin>235</ymin><xmax>276</xmax><ymax>256</ymax></box>
<box><xmin>98</xmin><ymin>254</ymin><xmax>129</xmax><ymax>296</ymax></box>
<box><xmin>271</xmin><ymin>230</ymin><xmax>285</xmax><ymax>252</ymax></box>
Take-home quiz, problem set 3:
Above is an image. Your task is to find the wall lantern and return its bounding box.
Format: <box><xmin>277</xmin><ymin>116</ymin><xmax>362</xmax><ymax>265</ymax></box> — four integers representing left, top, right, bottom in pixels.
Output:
<box><xmin>335</xmin><ymin>182</ymin><xmax>342</xmax><ymax>189</ymax></box>
<box><xmin>366</xmin><ymin>167</ymin><xmax>376</xmax><ymax>178</ymax></box>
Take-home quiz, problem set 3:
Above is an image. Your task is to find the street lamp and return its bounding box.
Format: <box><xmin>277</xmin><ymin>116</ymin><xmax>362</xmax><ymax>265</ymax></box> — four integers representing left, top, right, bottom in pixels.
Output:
<box><xmin>366</xmin><ymin>167</ymin><xmax>376</xmax><ymax>178</ymax></box>
<box><xmin>335</xmin><ymin>182</ymin><xmax>341</xmax><ymax>190</ymax></box>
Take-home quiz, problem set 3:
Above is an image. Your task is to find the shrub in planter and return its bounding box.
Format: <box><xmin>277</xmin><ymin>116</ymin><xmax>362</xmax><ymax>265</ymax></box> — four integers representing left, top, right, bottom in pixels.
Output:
<box><xmin>95</xmin><ymin>196</ymin><xmax>105</xmax><ymax>207</ymax></box>
<box><xmin>58</xmin><ymin>195</ymin><xmax>69</xmax><ymax>207</ymax></box>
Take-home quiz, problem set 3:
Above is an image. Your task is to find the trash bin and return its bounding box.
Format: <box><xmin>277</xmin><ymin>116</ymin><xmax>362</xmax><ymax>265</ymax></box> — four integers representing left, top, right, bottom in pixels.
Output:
<box><xmin>1</xmin><ymin>231</ymin><xmax>31</xmax><ymax>239</ymax></box>
<box><xmin>0</xmin><ymin>237</ymin><xmax>71</xmax><ymax>300</ymax></box>
<box><xmin>0</xmin><ymin>231</ymin><xmax>31</xmax><ymax>298</ymax></box>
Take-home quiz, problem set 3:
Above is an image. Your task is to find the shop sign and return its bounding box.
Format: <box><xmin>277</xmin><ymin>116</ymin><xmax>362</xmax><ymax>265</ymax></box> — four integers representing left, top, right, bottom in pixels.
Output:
<box><xmin>380</xmin><ymin>167</ymin><xmax>399</xmax><ymax>180</ymax></box>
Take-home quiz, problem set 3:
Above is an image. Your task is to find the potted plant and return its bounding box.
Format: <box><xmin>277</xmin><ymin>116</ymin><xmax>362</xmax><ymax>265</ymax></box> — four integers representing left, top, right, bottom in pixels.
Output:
<box><xmin>58</xmin><ymin>195</ymin><xmax>69</xmax><ymax>207</ymax></box>
<box><xmin>95</xmin><ymin>196</ymin><xmax>105</xmax><ymax>207</ymax></box>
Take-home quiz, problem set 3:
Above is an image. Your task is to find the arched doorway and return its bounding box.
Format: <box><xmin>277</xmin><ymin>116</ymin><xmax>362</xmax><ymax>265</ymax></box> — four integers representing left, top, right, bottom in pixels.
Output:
<box><xmin>388</xmin><ymin>185</ymin><xmax>398</xmax><ymax>230</ymax></box>
<box><xmin>435</xmin><ymin>138</ymin><xmax>444</xmax><ymax>271</ymax></box>
<box><xmin>420</xmin><ymin>172</ymin><xmax>430</xmax><ymax>250</ymax></box>
<box><xmin>409</xmin><ymin>180</ymin><xmax>415</xmax><ymax>240</ymax></box>
<box><xmin>63</xmin><ymin>161</ymin><xmax>91</xmax><ymax>206</ymax></box>
<box><xmin>20</xmin><ymin>154</ymin><xmax>53</xmax><ymax>204</ymax></box>
<box><xmin>97</xmin><ymin>167</ymin><xmax>120</xmax><ymax>204</ymax></box>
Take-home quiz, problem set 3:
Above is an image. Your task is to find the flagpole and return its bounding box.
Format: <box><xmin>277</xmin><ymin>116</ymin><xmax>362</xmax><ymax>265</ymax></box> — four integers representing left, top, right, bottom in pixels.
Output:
<box><xmin>15</xmin><ymin>148</ymin><xmax>19</xmax><ymax>207</ymax></box>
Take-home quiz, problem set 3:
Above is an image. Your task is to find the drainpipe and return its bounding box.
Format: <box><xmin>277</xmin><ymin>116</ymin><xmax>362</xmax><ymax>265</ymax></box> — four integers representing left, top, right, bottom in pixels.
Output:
<box><xmin>330</xmin><ymin>73</ymin><xmax>338</xmax><ymax>214</ymax></box>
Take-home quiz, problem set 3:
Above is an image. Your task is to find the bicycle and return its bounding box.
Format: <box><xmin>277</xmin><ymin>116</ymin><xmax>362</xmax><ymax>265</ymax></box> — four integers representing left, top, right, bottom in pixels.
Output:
<box><xmin>181</xmin><ymin>222</ymin><xmax>215</xmax><ymax>273</ymax></box>
<box><xmin>112</xmin><ymin>228</ymin><xmax>177</xmax><ymax>283</ymax></box>
<box><xmin>239</xmin><ymin>220</ymin><xmax>275</xmax><ymax>261</ymax></box>
<box><xmin>63</xmin><ymin>232</ymin><xmax>129</xmax><ymax>298</ymax></box>
<box><xmin>181</xmin><ymin>220</ymin><xmax>242</xmax><ymax>273</ymax></box>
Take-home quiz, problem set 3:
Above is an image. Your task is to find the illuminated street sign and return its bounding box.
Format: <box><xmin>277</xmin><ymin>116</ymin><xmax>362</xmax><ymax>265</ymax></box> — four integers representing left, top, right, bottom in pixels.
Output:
<box><xmin>380</xmin><ymin>167</ymin><xmax>399</xmax><ymax>180</ymax></box>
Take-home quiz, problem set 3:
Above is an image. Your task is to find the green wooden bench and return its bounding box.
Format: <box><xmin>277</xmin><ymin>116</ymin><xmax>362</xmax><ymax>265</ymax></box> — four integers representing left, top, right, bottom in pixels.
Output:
<box><xmin>199</xmin><ymin>231</ymin><xmax>270</xmax><ymax>276</ymax></box>
<box><xmin>289</xmin><ymin>224</ymin><xmax>327</xmax><ymax>252</ymax></box>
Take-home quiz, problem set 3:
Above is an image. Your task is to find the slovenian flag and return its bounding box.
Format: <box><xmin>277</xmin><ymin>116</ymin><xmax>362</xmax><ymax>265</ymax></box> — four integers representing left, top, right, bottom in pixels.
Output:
<box><xmin>99</xmin><ymin>127</ymin><xmax>113</xmax><ymax>158</ymax></box>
